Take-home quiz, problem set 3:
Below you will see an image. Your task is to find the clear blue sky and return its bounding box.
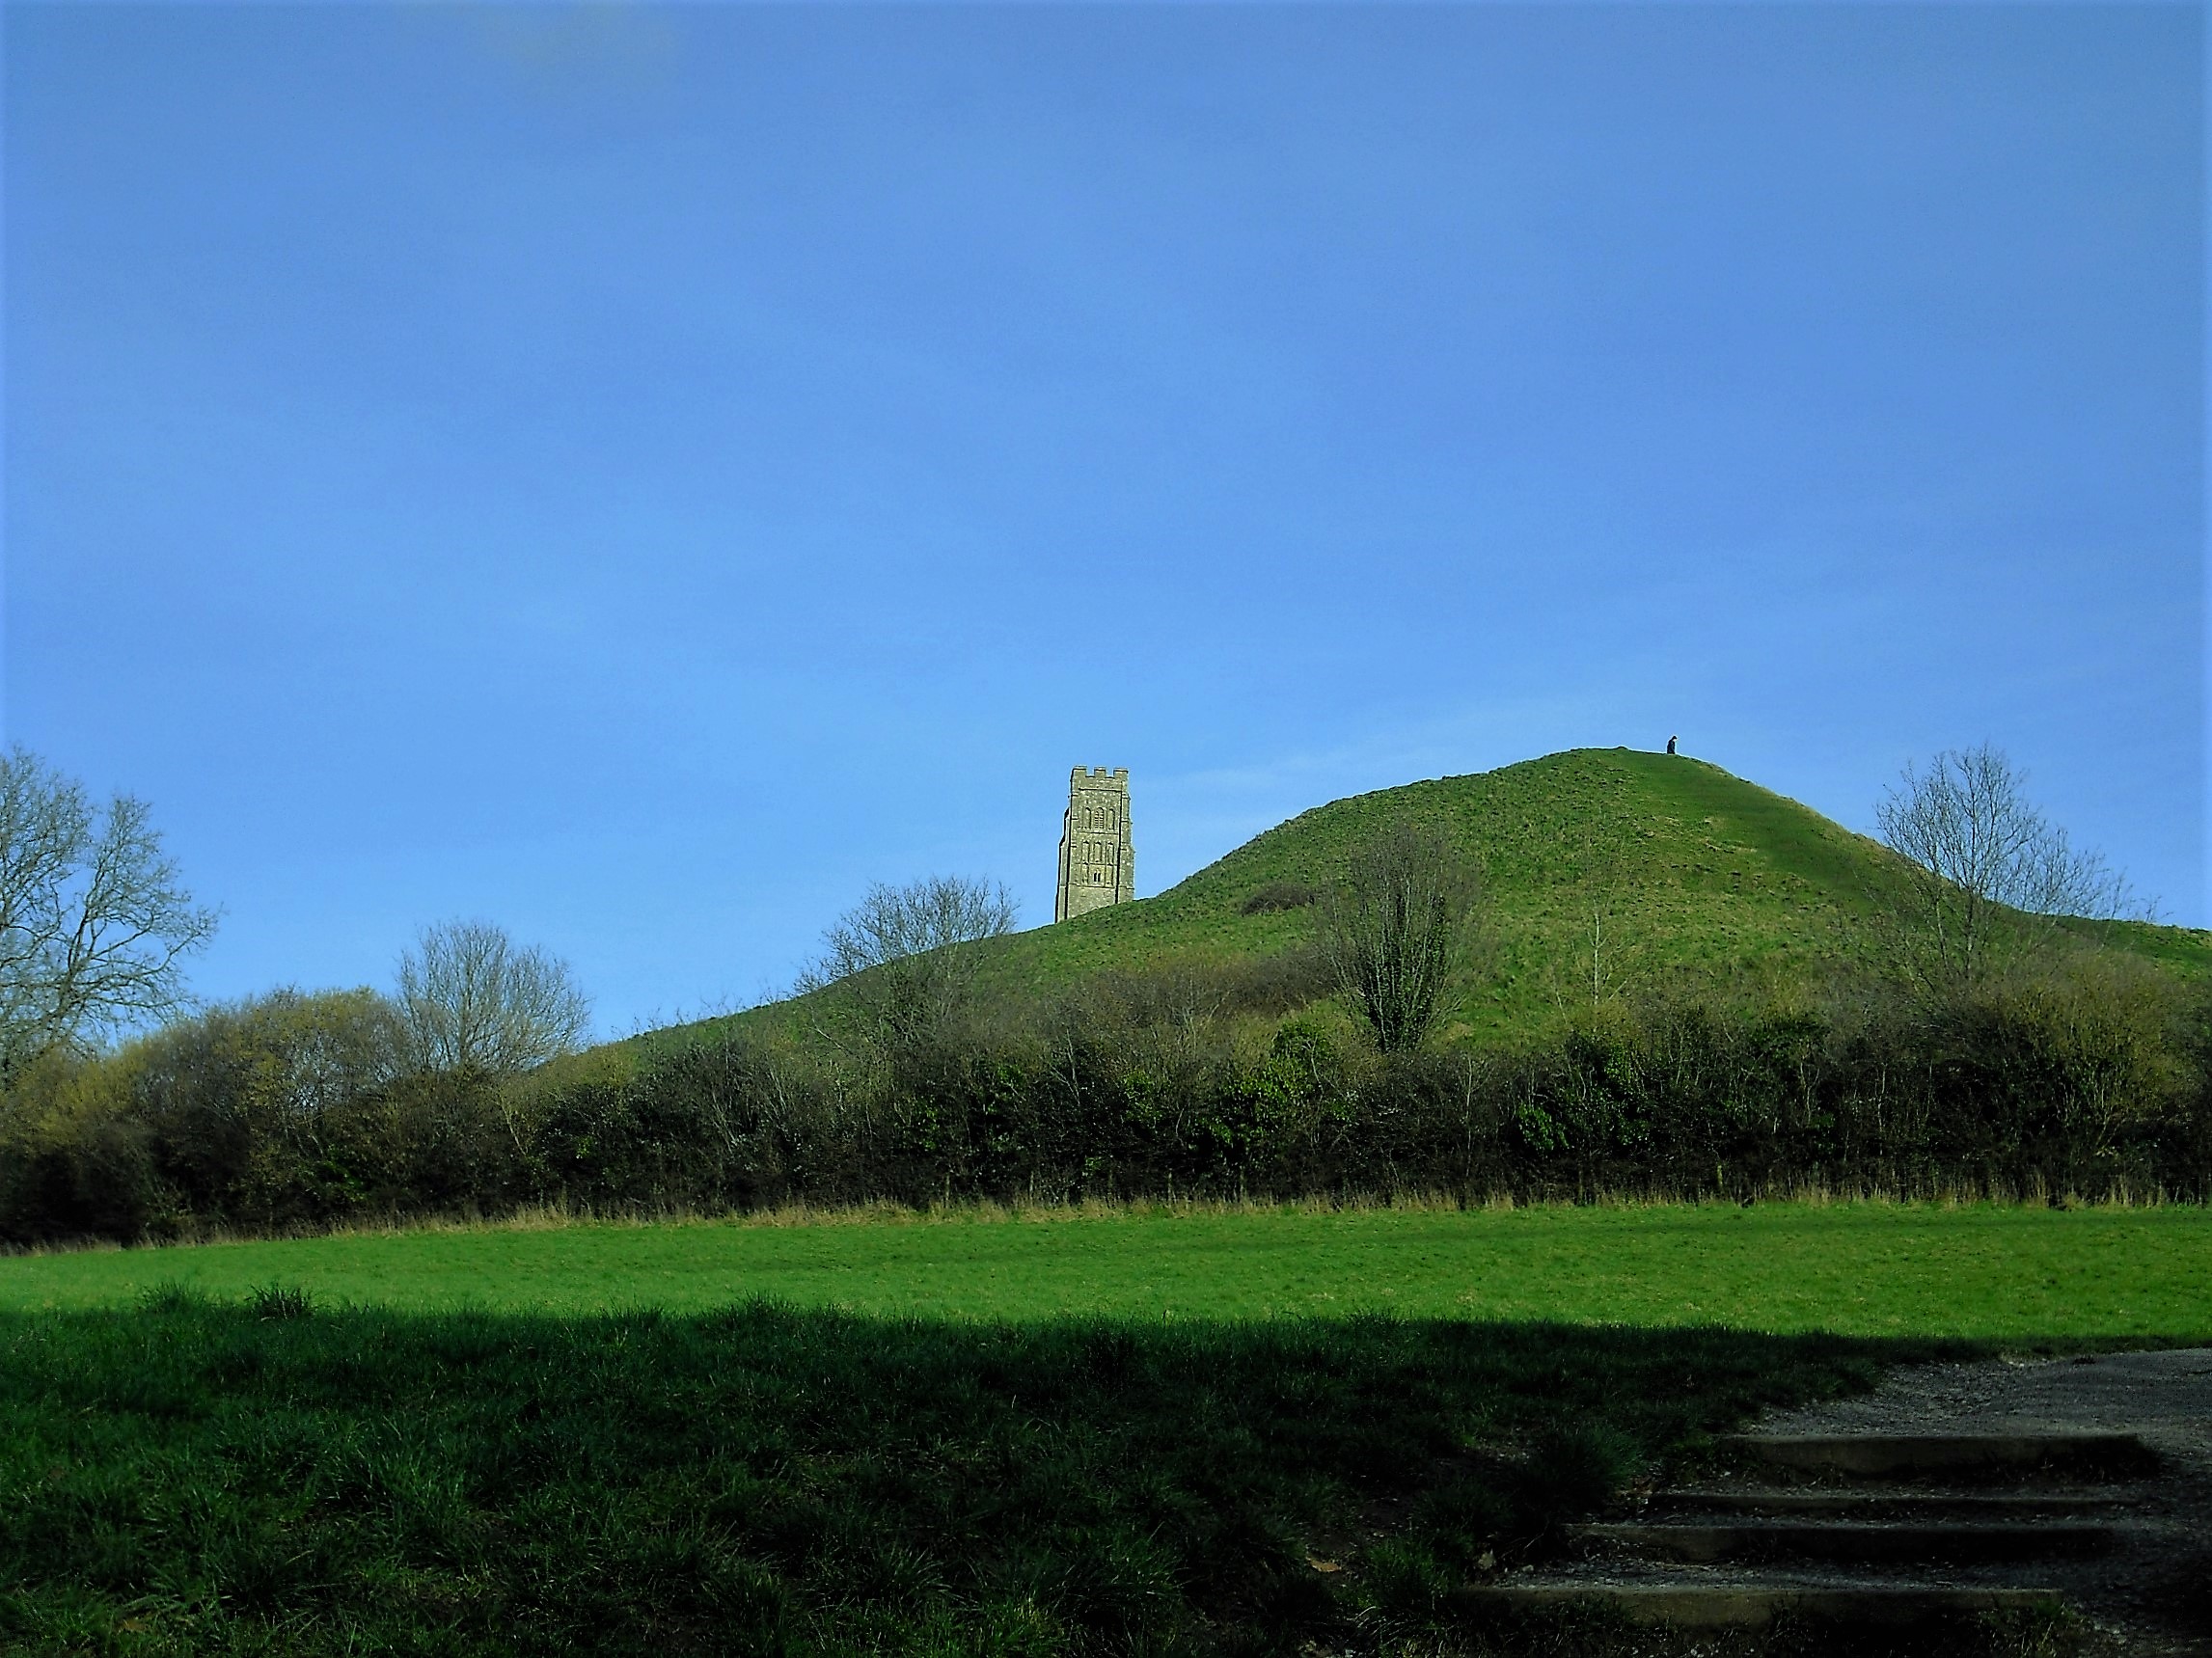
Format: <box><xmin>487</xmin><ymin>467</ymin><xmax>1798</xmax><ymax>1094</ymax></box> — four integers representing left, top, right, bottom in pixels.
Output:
<box><xmin>5</xmin><ymin>3</ymin><xmax>2202</xmax><ymax>1037</ymax></box>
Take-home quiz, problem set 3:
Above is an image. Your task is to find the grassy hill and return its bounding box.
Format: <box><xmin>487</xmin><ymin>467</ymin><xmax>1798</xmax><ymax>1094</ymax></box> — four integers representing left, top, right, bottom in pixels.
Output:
<box><xmin>659</xmin><ymin>747</ymin><xmax>2211</xmax><ymax>1053</ymax></box>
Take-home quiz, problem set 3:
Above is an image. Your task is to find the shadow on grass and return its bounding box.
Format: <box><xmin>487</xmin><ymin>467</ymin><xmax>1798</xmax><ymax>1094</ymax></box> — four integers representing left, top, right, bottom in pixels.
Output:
<box><xmin>0</xmin><ymin>1296</ymin><xmax>2126</xmax><ymax>1656</ymax></box>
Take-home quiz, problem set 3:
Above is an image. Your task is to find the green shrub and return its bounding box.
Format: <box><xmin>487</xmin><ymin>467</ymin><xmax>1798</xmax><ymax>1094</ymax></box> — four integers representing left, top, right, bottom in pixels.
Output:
<box><xmin>3</xmin><ymin>956</ymin><xmax>2205</xmax><ymax>1245</ymax></box>
<box><xmin>1240</xmin><ymin>880</ymin><xmax>1318</xmax><ymax>914</ymax></box>
<box><xmin>0</xmin><ymin>1047</ymin><xmax>168</xmax><ymax>1243</ymax></box>
<box><xmin>128</xmin><ymin>988</ymin><xmax>408</xmax><ymax>1227</ymax></box>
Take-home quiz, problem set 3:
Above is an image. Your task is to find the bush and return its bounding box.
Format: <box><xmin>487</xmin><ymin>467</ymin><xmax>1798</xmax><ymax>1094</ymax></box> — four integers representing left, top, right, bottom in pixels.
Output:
<box><xmin>532</xmin><ymin>1035</ymin><xmax>817</xmax><ymax>1211</ymax></box>
<box><xmin>128</xmin><ymin>988</ymin><xmax>410</xmax><ymax>1228</ymax></box>
<box><xmin>0</xmin><ymin>1047</ymin><xmax>167</xmax><ymax>1243</ymax></box>
<box><xmin>1241</xmin><ymin>881</ymin><xmax>1318</xmax><ymax>915</ymax></box>
<box><xmin>0</xmin><ymin>990</ymin><xmax>519</xmax><ymax>1243</ymax></box>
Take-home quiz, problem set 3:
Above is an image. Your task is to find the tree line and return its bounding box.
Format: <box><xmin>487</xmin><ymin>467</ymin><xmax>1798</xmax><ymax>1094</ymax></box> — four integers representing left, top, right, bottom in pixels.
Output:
<box><xmin>6</xmin><ymin>932</ymin><xmax>2201</xmax><ymax>1244</ymax></box>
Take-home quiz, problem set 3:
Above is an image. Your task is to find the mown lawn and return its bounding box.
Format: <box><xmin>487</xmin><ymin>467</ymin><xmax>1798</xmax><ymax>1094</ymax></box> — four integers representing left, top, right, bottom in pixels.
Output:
<box><xmin>4</xmin><ymin>1201</ymin><xmax>2207</xmax><ymax>1338</ymax></box>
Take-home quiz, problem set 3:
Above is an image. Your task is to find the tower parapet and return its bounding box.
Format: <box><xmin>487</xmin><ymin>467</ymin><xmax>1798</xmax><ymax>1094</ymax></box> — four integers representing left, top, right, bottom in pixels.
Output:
<box><xmin>1055</xmin><ymin>766</ymin><xmax>1134</xmax><ymax>921</ymax></box>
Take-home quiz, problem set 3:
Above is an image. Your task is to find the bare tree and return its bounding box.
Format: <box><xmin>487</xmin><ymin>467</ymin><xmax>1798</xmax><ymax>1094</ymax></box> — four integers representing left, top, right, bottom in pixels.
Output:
<box><xmin>0</xmin><ymin>747</ymin><xmax>217</xmax><ymax>1074</ymax></box>
<box><xmin>1318</xmin><ymin>822</ymin><xmax>1477</xmax><ymax>1052</ymax></box>
<box><xmin>396</xmin><ymin>919</ymin><xmax>591</xmax><ymax>1074</ymax></box>
<box><xmin>1874</xmin><ymin>744</ymin><xmax>2153</xmax><ymax>992</ymax></box>
<box><xmin>796</xmin><ymin>875</ymin><xmax>1019</xmax><ymax>1044</ymax></box>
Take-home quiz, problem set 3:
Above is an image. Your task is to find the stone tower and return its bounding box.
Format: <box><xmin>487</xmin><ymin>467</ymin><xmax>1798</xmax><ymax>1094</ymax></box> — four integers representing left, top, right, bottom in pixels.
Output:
<box><xmin>1055</xmin><ymin>767</ymin><xmax>1134</xmax><ymax>922</ymax></box>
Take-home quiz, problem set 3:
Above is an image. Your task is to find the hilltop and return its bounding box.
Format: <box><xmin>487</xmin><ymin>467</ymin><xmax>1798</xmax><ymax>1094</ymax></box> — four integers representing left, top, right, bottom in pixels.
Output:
<box><xmin>652</xmin><ymin>747</ymin><xmax>2210</xmax><ymax>1053</ymax></box>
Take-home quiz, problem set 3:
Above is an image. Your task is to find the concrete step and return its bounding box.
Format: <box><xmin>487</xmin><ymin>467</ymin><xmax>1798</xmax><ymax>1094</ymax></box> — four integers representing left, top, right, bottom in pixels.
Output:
<box><xmin>1458</xmin><ymin>1579</ymin><xmax>2062</xmax><ymax>1629</ymax></box>
<box><xmin>1570</xmin><ymin>1518</ymin><xmax>2115</xmax><ymax>1563</ymax></box>
<box><xmin>1651</xmin><ymin>1488</ymin><xmax>2124</xmax><ymax>1519</ymax></box>
<box><xmin>1721</xmin><ymin>1430</ymin><xmax>2158</xmax><ymax>1479</ymax></box>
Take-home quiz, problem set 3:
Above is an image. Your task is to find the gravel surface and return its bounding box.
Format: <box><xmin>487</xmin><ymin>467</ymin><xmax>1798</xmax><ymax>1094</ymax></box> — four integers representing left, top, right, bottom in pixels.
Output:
<box><xmin>1748</xmin><ymin>1347</ymin><xmax>2212</xmax><ymax>1654</ymax></box>
<box><xmin>1758</xmin><ymin>1348</ymin><xmax>2212</xmax><ymax>1477</ymax></box>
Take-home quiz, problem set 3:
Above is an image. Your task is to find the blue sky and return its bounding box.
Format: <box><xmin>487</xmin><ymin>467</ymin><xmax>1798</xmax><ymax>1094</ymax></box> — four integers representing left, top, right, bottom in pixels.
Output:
<box><xmin>5</xmin><ymin>3</ymin><xmax>2202</xmax><ymax>1036</ymax></box>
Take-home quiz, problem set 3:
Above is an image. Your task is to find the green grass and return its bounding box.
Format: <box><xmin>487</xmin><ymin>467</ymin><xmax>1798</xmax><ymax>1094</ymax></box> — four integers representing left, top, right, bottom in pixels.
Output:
<box><xmin>0</xmin><ymin>1300</ymin><xmax>1998</xmax><ymax>1657</ymax></box>
<box><xmin>5</xmin><ymin>1204</ymin><xmax>2199</xmax><ymax>1654</ymax></box>
<box><xmin>640</xmin><ymin>748</ymin><xmax>2212</xmax><ymax>1057</ymax></box>
<box><xmin>5</xmin><ymin>1202</ymin><xmax>2207</xmax><ymax>1339</ymax></box>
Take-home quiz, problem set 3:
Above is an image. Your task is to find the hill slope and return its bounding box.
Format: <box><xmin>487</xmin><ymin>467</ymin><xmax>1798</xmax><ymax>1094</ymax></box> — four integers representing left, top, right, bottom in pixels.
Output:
<box><xmin>673</xmin><ymin>748</ymin><xmax>2211</xmax><ymax>1051</ymax></box>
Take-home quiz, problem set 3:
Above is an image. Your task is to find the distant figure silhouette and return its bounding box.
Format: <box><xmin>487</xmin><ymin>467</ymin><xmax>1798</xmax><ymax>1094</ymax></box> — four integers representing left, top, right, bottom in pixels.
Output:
<box><xmin>1666</xmin><ymin>735</ymin><xmax>1678</xmax><ymax>755</ymax></box>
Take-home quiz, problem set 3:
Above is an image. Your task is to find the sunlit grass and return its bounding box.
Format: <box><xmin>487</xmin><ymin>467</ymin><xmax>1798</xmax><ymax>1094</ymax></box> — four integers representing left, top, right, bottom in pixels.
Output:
<box><xmin>5</xmin><ymin>1199</ymin><xmax>2206</xmax><ymax>1339</ymax></box>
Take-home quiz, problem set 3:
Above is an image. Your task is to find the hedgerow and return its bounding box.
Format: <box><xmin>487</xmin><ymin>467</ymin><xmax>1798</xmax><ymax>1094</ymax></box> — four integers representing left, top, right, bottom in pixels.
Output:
<box><xmin>4</xmin><ymin>957</ymin><xmax>2205</xmax><ymax>1246</ymax></box>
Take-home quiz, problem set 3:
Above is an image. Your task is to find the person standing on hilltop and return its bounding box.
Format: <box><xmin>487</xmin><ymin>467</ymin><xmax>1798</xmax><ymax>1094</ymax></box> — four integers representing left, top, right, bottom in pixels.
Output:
<box><xmin>1667</xmin><ymin>735</ymin><xmax>1678</xmax><ymax>755</ymax></box>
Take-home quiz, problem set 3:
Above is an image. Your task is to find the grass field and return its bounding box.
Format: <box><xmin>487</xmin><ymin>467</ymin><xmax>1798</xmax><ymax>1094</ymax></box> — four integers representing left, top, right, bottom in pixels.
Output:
<box><xmin>4</xmin><ymin>1302</ymin><xmax>1980</xmax><ymax>1658</ymax></box>
<box><xmin>5</xmin><ymin>1200</ymin><xmax>2207</xmax><ymax>1338</ymax></box>
<box><xmin>5</xmin><ymin>1204</ymin><xmax>2203</xmax><ymax>1655</ymax></box>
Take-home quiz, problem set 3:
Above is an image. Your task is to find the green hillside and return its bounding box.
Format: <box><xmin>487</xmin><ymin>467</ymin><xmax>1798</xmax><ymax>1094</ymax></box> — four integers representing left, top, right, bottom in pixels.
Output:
<box><xmin>683</xmin><ymin>747</ymin><xmax>2212</xmax><ymax>1051</ymax></box>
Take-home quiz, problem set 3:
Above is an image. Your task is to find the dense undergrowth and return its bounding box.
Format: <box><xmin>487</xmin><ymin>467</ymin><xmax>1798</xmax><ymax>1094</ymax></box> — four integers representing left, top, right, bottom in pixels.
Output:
<box><xmin>0</xmin><ymin>1294</ymin><xmax>1995</xmax><ymax>1656</ymax></box>
<box><xmin>3</xmin><ymin>957</ymin><xmax>2206</xmax><ymax>1246</ymax></box>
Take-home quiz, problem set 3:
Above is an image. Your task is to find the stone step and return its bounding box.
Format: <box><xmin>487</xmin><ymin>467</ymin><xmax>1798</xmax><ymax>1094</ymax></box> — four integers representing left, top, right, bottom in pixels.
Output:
<box><xmin>1721</xmin><ymin>1430</ymin><xmax>2158</xmax><ymax>1479</ymax></box>
<box><xmin>1570</xmin><ymin>1518</ymin><xmax>2115</xmax><ymax>1563</ymax></box>
<box><xmin>1459</xmin><ymin>1579</ymin><xmax>2063</xmax><ymax>1629</ymax></box>
<box><xmin>1650</xmin><ymin>1488</ymin><xmax>2124</xmax><ymax>1519</ymax></box>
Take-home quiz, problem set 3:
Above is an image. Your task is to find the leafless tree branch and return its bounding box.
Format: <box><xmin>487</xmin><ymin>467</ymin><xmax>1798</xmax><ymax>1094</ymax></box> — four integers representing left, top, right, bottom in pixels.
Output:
<box><xmin>1874</xmin><ymin>743</ymin><xmax>2155</xmax><ymax>993</ymax></box>
<box><xmin>1317</xmin><ymin>821</ymin><xmax>1477</xmax><ymax>1053</ymax></box>
<box><xmin>796</xmin><ymin>875</ymin><xmax>1019</xmax><ymax>1046</ymax></box>
<box><xmin>0</xmin><ymin>747</ymin><xmax>217</xmax><ymax>1073</ymax></box>
<box><xmin>396</xmin><ymin>919</ymin><xmax>592</xmax><ymax>1075</ymax></box>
